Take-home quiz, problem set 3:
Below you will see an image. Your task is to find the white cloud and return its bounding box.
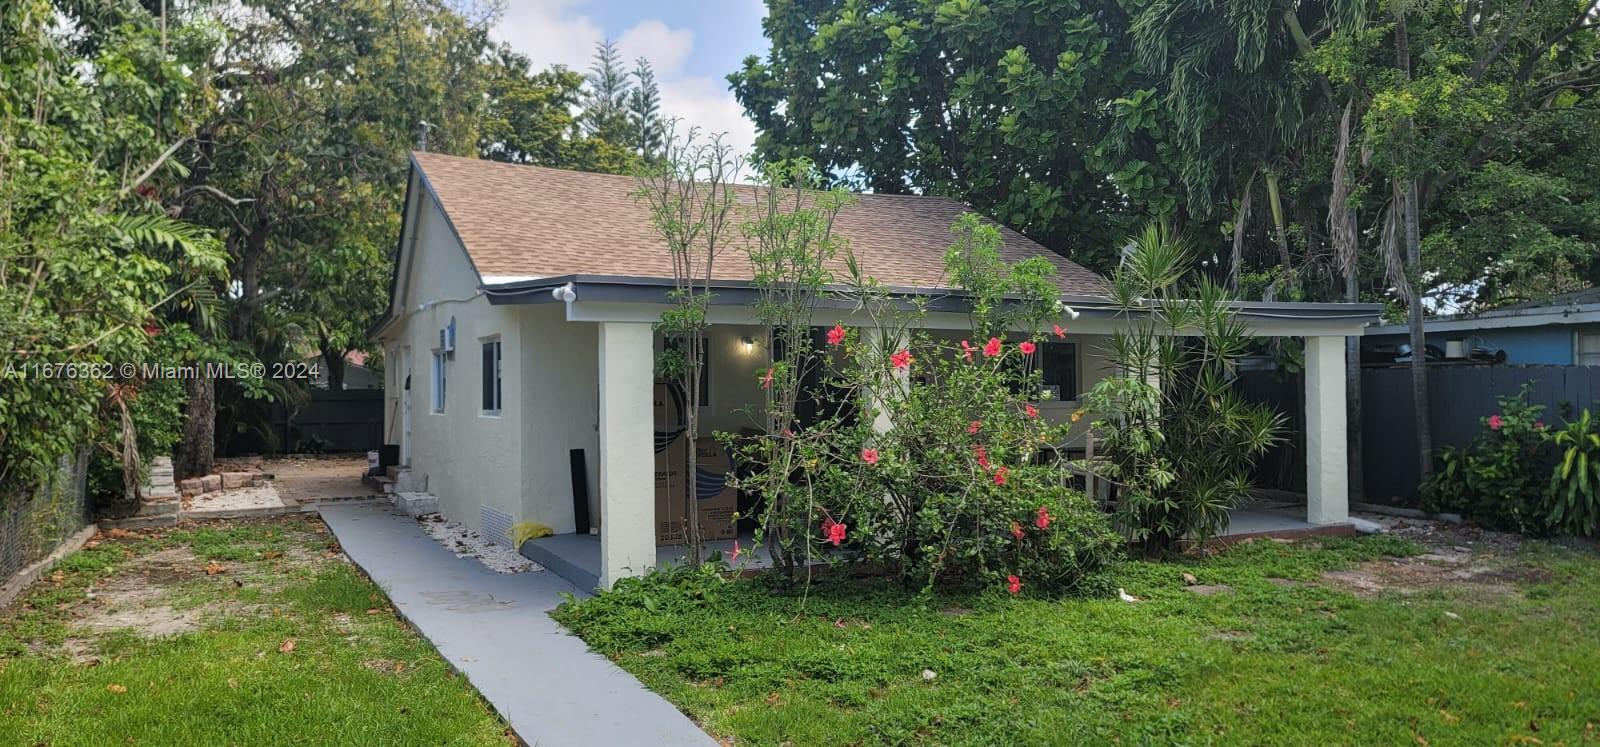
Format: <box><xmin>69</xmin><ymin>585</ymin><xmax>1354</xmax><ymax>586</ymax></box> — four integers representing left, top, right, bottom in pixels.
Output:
<box><xmin>490</xmin><ymin>0</ymin><xmax>604</xmax><ymax>73</ymax></box>
<box><xmin>491</xmin><ymin>4</ymin><xmax>759</xmax><ymax>163</ymax></box>
<box><xmin>658</xmin><ymin>76</ymin><xmax>757</xmax><ymax>163</ymax></box>
<box><xmin>616</xmin><ymin>20</ymin><xmax>693</xmax><ymax>77</ymax></box>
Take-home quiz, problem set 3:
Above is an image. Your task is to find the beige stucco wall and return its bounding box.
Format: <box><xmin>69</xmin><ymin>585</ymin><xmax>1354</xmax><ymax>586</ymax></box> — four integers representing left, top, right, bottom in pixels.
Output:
<box><xmin>518</xmin><ymin>304</ymin><xmax>600</xmax><ymax>534</ymax></box>
<box><xmin>381</xmin><ymin>193</ymin><xmax>523</xmax><ymax>534</ymax></box>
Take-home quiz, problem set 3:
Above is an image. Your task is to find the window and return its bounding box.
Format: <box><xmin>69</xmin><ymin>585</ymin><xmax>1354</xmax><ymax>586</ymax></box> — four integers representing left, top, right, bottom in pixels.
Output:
<box><xmin>431</xmin><ymin>351</ymin><xmax>447</xmax><ymax>412</ymax></box>
<box><xmin>1039</xmin><ymin>342</ymin><xmax>1078</xmax><ymax>402</ymax></box>
<box><xmin>481</xmin><ymin>339</ymin><xmax>502</xmax><ymax>414</ymax></box>
<box><xmin>1579</xmin><ymin>331</ymin><xmax>1600</xmax><ymax>366</ymax></box>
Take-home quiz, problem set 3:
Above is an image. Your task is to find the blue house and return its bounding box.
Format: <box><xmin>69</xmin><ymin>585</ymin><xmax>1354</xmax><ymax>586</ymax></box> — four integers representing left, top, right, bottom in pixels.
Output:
<box><xmin>1363</xmin><ymin>288</ymin><xmax>1600</xmax><ymax>366</ymax></box>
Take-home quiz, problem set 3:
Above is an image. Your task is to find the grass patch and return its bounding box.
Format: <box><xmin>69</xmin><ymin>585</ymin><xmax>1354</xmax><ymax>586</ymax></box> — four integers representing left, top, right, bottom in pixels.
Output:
<box><xmin>554</xmin><ymin>535</ymin><xmax>1600</xmax><ymax>745</ymax></box>
<box><xmin>0</xmin><ymin>515</ymin><xmax>509</xmax><ymax>746</ymax></box>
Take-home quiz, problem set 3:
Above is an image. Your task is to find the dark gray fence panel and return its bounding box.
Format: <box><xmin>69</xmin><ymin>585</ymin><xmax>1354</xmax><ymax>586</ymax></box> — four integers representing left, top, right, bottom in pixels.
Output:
<box><xmin>1361</xmin><ymin>365</ymin><xmax>1598</xmax><ymax>503</ymax></box>
<box><xmin>283</xmin><ymin>389</ymin><xmax>385</xmax><ymax>453</ymax></box>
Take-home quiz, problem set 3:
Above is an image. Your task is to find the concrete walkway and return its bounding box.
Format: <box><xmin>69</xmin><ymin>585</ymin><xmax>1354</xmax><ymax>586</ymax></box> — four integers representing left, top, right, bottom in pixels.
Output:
<box><xmin>320</xmin><ymin>502</ymin><xmax>715</xmax><ymax>747</ymax></box>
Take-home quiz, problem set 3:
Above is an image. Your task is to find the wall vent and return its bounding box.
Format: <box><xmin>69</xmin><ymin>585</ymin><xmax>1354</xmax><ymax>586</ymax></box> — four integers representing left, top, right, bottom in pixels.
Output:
<box><xmin>479</xmin><ymin>505</ymin><xmax>513</xmax><ymax>547</ymax></box>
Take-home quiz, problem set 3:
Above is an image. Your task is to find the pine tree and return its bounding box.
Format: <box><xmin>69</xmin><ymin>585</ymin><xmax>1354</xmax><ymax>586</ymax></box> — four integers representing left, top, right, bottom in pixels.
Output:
<box><xmin>628</xmin><ymin>57</ymin><xmax>662</xmax><ymax>158</ymax></box>
<box><xmin>582</xmin><ymin>39</ymin><xmax>632</xmax><ymax>144</ymax></box>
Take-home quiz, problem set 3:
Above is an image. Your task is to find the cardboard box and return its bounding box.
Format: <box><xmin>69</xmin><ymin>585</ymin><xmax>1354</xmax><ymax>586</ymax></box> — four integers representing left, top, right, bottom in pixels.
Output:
<box><xmin>692</xmin><ymin>438</ymin><xmax>738</xmax><ymax>541</ymax></box>
<box><xmin>654</xmin><ymin>383</ymin><xmax>690</xmax><ymax>544</ymax></box>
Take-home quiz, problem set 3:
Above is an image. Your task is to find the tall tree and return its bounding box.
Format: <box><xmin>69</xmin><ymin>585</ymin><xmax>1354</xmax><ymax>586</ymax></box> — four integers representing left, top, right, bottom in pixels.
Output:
<box><xmin>629</xmin><ymin>57</ymin><xmax>663</xmax><ymax>158</ymax></box>
<box><xmin>583</xmin><ymin>38</ymin><xmax>634</xmax><ymax>145</ymax></box>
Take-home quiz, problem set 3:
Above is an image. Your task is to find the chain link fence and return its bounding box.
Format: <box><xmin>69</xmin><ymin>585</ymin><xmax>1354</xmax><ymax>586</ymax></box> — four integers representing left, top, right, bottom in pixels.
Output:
<box><xmin>1</xmin><ymin>450</ymin><xmax>91</xmax><ymax>583</ymax></box>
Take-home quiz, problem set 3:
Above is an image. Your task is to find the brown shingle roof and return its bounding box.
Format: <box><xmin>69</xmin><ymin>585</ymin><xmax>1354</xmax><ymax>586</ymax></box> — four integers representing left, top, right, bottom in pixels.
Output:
<box><xmin>411</xmin><ymin>152</ymin><xmax>1106</xmax><ymax>295</ymax></box>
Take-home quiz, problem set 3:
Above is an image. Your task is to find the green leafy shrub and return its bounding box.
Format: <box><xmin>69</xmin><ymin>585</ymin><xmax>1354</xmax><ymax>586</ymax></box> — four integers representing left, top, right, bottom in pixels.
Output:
<box><xmin>1546</xmin><ymin>409</ymin><xmax>1600</xmax><ymax>538</ymax></box>
<box><xmin>1078</xmin><ymin>224</ymin><xmax>1285</xmax><ymax>553</ymax></box>
<box><xmin>1421</xmin><ymin>387</ymin><xmax>1557</xmax><ymax>534</ymax></box>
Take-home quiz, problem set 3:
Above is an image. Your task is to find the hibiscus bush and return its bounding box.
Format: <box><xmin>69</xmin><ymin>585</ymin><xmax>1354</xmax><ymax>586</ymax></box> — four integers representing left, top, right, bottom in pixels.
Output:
<box><xmin>730</xmin><ymin>209</ymin><xmax>1118</xmax><ymax>595</ymax></box>
<box><xmin>1422</xmin><ymin>387</ymin><xmax>1558</xmax><ymax>534</ymax></box>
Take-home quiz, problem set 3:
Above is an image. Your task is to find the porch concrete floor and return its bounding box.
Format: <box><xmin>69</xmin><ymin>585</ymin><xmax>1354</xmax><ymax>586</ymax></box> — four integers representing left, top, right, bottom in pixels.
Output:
<box><xmin>1222</xmin><ymin>496</ymin><xmax>1355</xmax><ymax>542</ymax></box>
<box><xmin>522</xmin><ymin>531</ymin><xmax>773</xmax><ymax>592</ymax></box>
<box><xmin>320</xmin><ymin>502</ymin><xmax>715</xmax><ymax>747</ymax></box>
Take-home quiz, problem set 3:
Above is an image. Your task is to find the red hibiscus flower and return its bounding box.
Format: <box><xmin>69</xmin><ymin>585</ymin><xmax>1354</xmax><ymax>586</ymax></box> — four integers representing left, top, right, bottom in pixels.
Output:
<box><xmin>761</xmin><ymin>368</ymin><xmax>774</xmax><ymax>390</ymax></box>
<box><xmin>1488</xmin><ymin>414</ymin><xmax>1504</xmax><ymax>430</ymax></box>
<box><xmin>1035</xmin><ymin>506</ymin><xmax>1052</xmax><ymax>530</ymax></box>
<box><xmin>960</xmin><ymin>340</ymin><xmax>975</xmax><ymax>361</ymax></box>
<box><xmin>982</xmin><ymin>337</ymin><xmax>1003</xmax><ymax>358</ymax></box>
<box><xmin>730</xmin><ymin>539</ymin><xmax>742</xmax><ymax>563</ymax></box>
<box><xmin>860</xmin><ymin>447</ymin><xmax>880</xmax><ymax>465</ymax></box>
<box><xmin>1010</xmin><ymin>521</ymin><xmax>1025</xmax><ymax>540</ymax></box>
<box><xmin>890</xmin><ymin>349</ymin><xmax>913</xmax><ymax>369</ymax></box>
<box><xmin>992</xmin><ymin>466</ymin><xmax>1009</xmax><ymax>486</ymax></box>
<box><xmin>1025</xmin><ymin>403</ymin><xmax>1039</xmax><ymax>419</ymax></box>
<box><xmin>1535</xmin><ymin>421</ymin><xmax>1545</xmax><ymax>430</ymax></box>
<box><xmin>1007</xmin><ymin>575</ymin><xmax>1022</xmax><ymax>594</ymax></box>
<box><xmin>822</xmin><ymin>517</ymin><xmax>847</xmax><ymax>546</ymax></box>
<box><xmin>1052</xmin><ymin>324</ymin><xmax>1066</xmax><ymax>339</ymax></box>
<box><xmin>1018</xmin><ymin>341</ymin><xmax>1036</xmax><ymax>355</ymax></box>
<box><xmin>968</xmin><ymin>420</ymin><xmax>982</xmax><ymax>435</ymax></box>
<box><xmin>973</xmin><ymin>445</ymin><xmax>990</xmax><ymax>471</ymax></box>
<box><xmin>826</xmin><ymin>324</ymin><xmax>846</xmax><ymax>346</ymax></box>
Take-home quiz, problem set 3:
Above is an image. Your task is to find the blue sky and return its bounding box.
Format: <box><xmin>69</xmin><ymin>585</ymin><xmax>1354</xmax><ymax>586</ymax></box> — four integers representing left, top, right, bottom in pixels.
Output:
<box><xmin>492</xmin><ymin>1</ymin><xmax>771</xmax><ymax>154</ymax></box>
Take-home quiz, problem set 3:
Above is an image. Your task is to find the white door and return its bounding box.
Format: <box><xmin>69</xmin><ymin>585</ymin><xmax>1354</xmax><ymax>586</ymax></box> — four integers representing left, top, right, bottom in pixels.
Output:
<box><xmin>401</xmin><ymin>346</ymin><xmax>413</xmax><ymax>466</ymax></box>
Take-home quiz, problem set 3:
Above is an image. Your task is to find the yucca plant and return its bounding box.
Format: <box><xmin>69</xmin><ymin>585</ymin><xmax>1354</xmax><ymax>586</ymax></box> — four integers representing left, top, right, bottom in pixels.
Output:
<box><xmin>1547</xmin><ymin>410</ymin><xmax>1600</xmax><ymax>538</ymax></box>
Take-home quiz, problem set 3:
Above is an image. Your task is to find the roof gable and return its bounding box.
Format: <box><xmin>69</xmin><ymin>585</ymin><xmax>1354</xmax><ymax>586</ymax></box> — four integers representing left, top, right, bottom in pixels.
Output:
<box><xmin>409</xmin><ymin>151</ymin><xmax>1106</xmax><ymax>295</ymax></box>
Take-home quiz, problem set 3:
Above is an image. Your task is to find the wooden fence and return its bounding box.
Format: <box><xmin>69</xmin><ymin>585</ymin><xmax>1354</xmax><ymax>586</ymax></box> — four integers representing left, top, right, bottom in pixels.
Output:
<box><xmin>1238</xmin><ymin>364</ymin><xmax>1600</xmax><ymax>504</ymax></box>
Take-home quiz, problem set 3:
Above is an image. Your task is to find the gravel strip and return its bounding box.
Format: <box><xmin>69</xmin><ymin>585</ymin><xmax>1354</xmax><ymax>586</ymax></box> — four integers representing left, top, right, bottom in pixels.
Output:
<box><xmin>416</xmin><ymin>514</ymin><xmax>540</xmax><ymax>574</ymax></box>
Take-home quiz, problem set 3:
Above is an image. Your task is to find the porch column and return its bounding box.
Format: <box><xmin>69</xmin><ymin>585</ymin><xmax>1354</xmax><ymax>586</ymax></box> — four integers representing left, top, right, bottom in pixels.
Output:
<box><xmin>597</xmin><ymin>321</ymin><xmax>656</xmax><ymax>589</ymax></box>
<box><xmin>1305</xmin><ymin>335</ymin><xmax>1350</xmax><ymax>525</ymax></box>
<box><xmin>867</xmin><ymin>329</ymin><xmax>909</xmax><ymax>434</ymax></box>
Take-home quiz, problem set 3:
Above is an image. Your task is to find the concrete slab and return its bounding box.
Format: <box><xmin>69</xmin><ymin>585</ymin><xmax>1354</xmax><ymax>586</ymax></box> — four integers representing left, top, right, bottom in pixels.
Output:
<box><xmin>320</xmin><ymin>502</ymin><xmax>714</xmax><ymax>747</ymax></box>
<box><xmin>523</xmin><ymin>532</ymin><xmax>772</xmax><ymax>592</ymax></box>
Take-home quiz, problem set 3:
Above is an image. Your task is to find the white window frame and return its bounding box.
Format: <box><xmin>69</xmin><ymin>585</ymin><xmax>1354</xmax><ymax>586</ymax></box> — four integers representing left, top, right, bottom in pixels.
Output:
<box><xmin>481</xmin><ymin>337</ymin><xmax>503</xmax><ymax>416</ymax></box>
<box><xmin>431</xmin><ymin>350</ymin><xmax>447</xmax><ymax>413</ymax></box>
<box><xmin>1578</xmin><ymin>330</ymin><xmax>1600</xmax><ymax>366</ymax></box>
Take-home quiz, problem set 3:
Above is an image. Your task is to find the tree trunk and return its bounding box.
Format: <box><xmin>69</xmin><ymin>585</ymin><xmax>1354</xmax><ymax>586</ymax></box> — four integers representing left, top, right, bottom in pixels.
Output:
<box><xmin>1393</xmin><ymin>3</ymin><xmax>1433</xmax><ymax>482</ymax></box>
<box><xmin>1264</xmin><ymin>170</ymin><xmax>1293</xmax><ymax>275</ymax></box>
<box><xmin>175</xmin><ymin>374</ymin><xmax>215</xmax><ymax>478</ymax></box>
<box><xmin>321</xmin><ymin>347</ymin><xmax>346</xmax><ymax>390</ymax></box>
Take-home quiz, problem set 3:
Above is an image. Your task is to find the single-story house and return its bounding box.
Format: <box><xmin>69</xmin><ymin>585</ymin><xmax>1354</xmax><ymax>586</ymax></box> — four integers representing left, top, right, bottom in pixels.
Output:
<box><xmin>1364</xmin><ymin>288</ymin><xmax>1600</xmax><ymax>366</ymax></box>
<box><xmin>372</xmin><ymin>151</ymin><xmax>1382</xmax><ymax>588</ymax></box>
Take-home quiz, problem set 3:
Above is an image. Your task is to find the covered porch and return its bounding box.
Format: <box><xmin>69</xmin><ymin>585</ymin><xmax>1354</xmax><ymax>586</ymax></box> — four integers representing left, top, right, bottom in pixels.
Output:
<box><xmin>493</xmin><ymin>278</ymin><xmax>1371</xmax><ymax>589</ymax></box>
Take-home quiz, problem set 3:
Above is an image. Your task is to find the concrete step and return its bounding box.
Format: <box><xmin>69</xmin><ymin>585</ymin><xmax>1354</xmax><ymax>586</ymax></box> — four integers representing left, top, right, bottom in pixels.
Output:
<box><xmin>395</xmin><ymin>491</ymin><xmax>439</xmax><ymax>517</ymax></box>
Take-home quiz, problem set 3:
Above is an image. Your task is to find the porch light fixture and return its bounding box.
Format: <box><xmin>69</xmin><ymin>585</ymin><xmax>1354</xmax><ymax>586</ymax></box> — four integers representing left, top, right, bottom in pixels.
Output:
<box><xmin>740</xmin><ymin>336</ymin><xmax>756</xmax><ymax>353</ymax></box>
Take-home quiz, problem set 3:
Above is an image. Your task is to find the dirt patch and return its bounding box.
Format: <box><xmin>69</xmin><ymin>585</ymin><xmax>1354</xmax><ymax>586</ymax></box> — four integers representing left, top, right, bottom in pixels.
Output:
<box><xmin>69</xmin><ymin>548</ymin><xmax>214</xmax><ymax>639</ymax></box>
<box><xmin>362</xmin><ymin>658</ymin><xmax>409</xmax><ymax>675</ymax></box>
<box><xmin>1319</xmin><ymin>553</ymin><xmax>1545</xmax><ymax>598</ymax></box>
<box><xmin>264</xmin><ymin>454</ymin><xmax>375</xmax><ymax>504</ymax></box>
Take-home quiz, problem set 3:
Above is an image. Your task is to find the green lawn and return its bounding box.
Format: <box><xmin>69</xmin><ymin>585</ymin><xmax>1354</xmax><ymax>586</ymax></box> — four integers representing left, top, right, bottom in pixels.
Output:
<box><xmin>555</xmin><ymin>534</ymin><xmax>1600</xmax><ymax>745</ymax></box>
<box><xmin>0</xmin><ymin>516</ymin><xmax>510</xmax><ymax>746</ymax></box>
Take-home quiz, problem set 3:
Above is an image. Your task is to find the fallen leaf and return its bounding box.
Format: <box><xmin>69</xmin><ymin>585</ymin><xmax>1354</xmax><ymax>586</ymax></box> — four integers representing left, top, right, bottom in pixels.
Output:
<box><xmin>50</xmin><ymin>571</ymin><xmax>64</xmax><ymax>584</ymax></box>
<box><xmin>262</xmin><ymin>551</ymin><xmax>283</xmax><ymax>560</ymax></box>
<box><xmin>278</xmin><ymin>639</ymin><xmax>296</xmax><ymax>654</ymax></box>
<box><xmin>1439</xmin><ymin>709</ymin><xmax>1459</xmax><ymax>725</ymax></box>
<box><xmin>107</xmin><ymin>684</ymin><xmax>126</xmax><ymax>694</ymax></box>
<box><xmin>1181</xmin><ymin>572</ymin><xmax>1198</xmax><ymax>585</ymax></box>
<box><xmin>205</xmin><ymin>562</ymin><xmax>225</xmax><ymax>576</ymax></box>
<box><xmin>106</xmin><ymin>528</ymin><xmax>134</xmax><ymax>539</ymax></box>
<box><xmin>227</xmin><ymin>678</ymin><xmax>238</xmax><ymax>690</ymax></box>
<box><xmin>366</xmin><ymin>608</ymin><xmax>381</xmax><ymax>615</ymax></box>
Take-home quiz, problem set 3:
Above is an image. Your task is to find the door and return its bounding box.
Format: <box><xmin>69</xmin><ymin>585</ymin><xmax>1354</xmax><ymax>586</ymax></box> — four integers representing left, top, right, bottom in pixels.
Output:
<box><xmin>400</xmin><ymin>346</ymin><xmax>413</xmax><ymax>466</ymax></box>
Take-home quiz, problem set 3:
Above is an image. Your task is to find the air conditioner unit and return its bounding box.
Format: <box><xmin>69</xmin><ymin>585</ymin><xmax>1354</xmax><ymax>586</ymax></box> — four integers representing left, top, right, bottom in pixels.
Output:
<box><xmin>440</xmin><ymin>317</ymin><xmax>456</xmax><ymax>353</ymax></box>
